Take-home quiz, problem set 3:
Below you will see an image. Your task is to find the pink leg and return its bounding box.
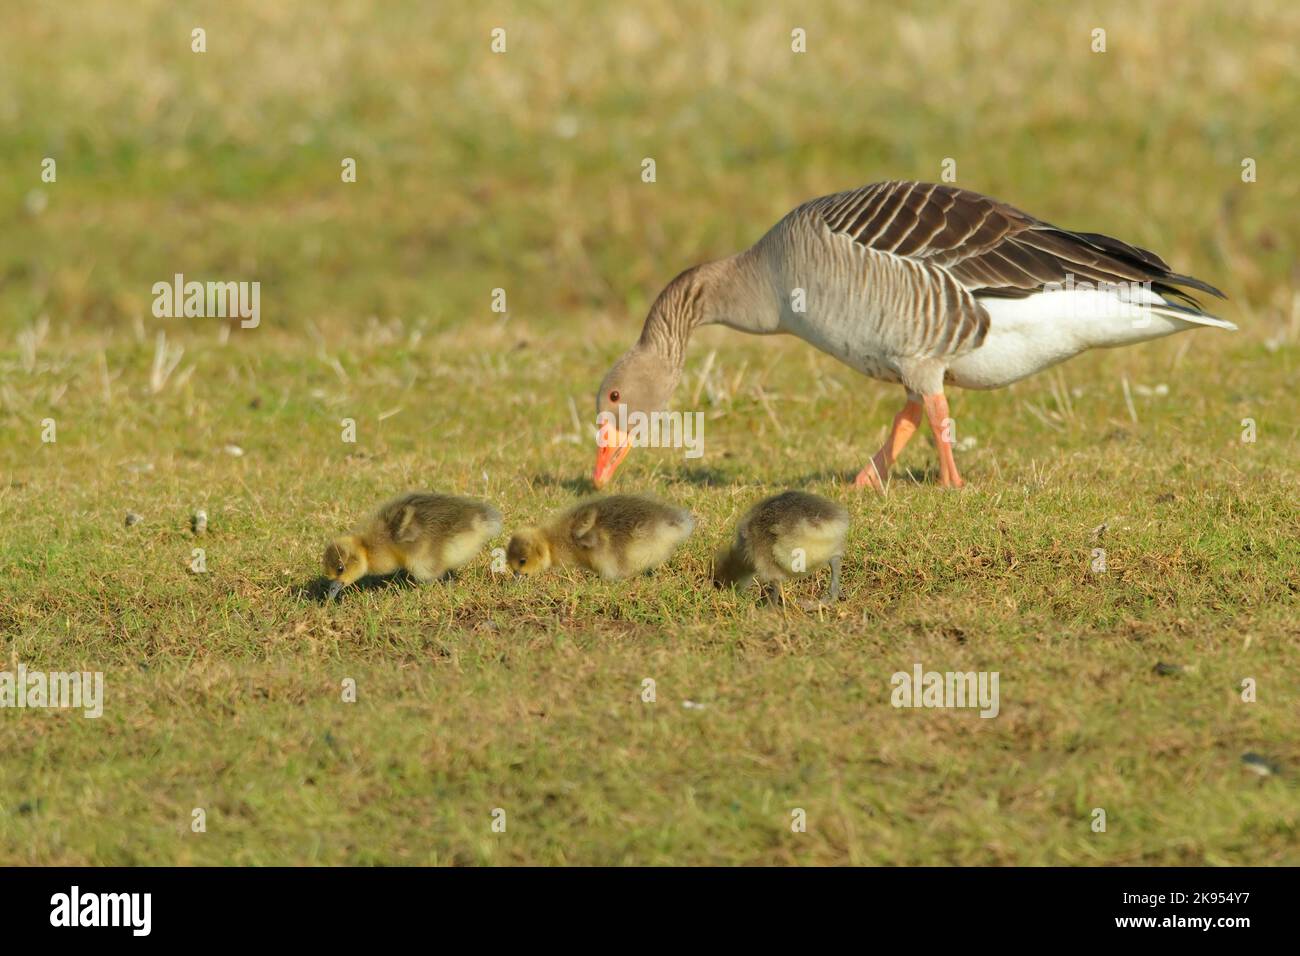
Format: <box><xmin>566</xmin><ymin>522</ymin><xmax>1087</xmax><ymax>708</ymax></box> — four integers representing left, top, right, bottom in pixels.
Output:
<box><xmin>922</xmin><ymin>393</ymin><xmax>964</xmax><ymax>488</ymax></box>
<box><xmin>855</xmin><ymin>399</ymin><xmax>923</xmax><ymax>490</ymax></box>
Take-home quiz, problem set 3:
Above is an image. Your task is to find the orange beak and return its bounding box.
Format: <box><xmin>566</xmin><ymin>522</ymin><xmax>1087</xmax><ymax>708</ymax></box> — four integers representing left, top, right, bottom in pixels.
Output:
<box><xmin>593</xmin><ymin>419</ymin><xmax>631</xmax><ymax>489</ymax></box>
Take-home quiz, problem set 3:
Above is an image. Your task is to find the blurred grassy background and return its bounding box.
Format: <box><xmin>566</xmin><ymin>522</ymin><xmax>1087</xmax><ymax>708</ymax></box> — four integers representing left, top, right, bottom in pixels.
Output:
<box><xmin>0</xmin><ymin>1</ymin><xmax>1297</xmax><ymax>865</ymax></box>
<box><xmin>2</xmin><ymin>0</ymin><xmax>1298</xmax><ymax>340</ymax></box>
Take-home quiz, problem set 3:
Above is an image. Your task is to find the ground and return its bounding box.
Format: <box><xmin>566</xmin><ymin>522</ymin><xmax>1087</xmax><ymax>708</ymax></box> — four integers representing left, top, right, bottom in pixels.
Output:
<box><xmin>0</xmin><ymin>0</ymin><xmax>1297</xmax><ymax>865</ymax></box>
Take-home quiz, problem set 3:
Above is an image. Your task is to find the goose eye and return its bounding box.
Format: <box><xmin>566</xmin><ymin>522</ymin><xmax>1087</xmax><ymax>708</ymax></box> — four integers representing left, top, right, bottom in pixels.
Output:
<box><xmin>609</xmin><ymin>390</ymin><xmax>620</xmax><ymax>403</ymax></box>
<box><xmin>336</xmin><ymin>564</ymin><xmax>345</xmax><ymax>574</ymax></box>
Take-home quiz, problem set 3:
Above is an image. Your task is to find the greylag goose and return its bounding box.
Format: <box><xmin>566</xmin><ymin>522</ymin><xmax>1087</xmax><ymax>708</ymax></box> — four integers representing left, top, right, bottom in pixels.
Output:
<box><xmin>593</xmin><ymin>181</ymin><xmax>1231</xmax><ymax>489</ymax></box>
<box><xmin>713</xmin><ymin>490</ymin><xmax>850</xmax><ymax>606</ymax></box>
<box><xmin>323</xmin><ymin>492</ymin><xmax>501</xmax><ymax>599</ymax></box>
<box><xmin>506</xmin><ymin>494</ymin><xmax>694</xmax><ymax>580</ymax></box>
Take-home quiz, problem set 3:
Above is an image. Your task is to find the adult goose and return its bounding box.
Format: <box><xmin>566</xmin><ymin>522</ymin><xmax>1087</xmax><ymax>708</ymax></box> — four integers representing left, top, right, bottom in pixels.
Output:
<box><xmin>592</xmin><ymin>181</ymin><xmax>1231</xmax><ymax>489</ymax></box>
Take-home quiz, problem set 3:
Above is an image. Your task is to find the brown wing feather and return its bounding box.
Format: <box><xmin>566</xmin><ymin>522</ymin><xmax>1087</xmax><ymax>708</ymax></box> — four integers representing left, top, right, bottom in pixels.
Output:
<box><xmin>816</xmin><ymin>182</ymin><xmax>1225</xmax><ymax>305</ymax></box>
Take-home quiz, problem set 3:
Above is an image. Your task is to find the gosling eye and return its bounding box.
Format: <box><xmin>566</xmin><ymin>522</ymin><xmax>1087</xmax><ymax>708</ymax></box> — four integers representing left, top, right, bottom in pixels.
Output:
<box><xmin>336</xmin><ymin>564</ymin><xmax>345</xmax><ymax>574</ymax></box>
<box><xmin>609</xmin><ymin>390</ymin><xmax>619</xmax><ymax>403</ymax></box>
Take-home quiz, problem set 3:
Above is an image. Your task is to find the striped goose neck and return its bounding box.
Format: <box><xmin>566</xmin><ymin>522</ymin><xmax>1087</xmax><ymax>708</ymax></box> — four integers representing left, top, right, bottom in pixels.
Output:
<box><xmin>637</xmin><ymin>251</ymin><xmax>771</xmax><ymax>371</ymax></box>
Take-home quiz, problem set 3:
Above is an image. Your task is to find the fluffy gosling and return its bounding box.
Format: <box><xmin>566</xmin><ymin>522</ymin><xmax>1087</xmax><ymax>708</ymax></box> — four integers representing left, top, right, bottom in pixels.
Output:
<box><xmin>713</xmin><ymin>490</ymin><xmax>849</xmax><ymax>606</ymax></box>
<box><xmin>323</xmin><ymin>492</ymin><xmax>502</xmax><ymax>599</ymax></box>
<box><xmin>507</xmin><ymin>494</ymin><xmax>694</xmax><ymax>581</ymax></box>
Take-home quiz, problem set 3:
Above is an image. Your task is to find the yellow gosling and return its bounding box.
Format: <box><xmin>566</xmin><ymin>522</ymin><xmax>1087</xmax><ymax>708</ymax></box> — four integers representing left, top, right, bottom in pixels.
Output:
<box><xmin>323</xmin><ymin>492</ymin><xmax>502</xmax><ymax>599</ymax></box>
<box><xmin>713</xmin><ymin>490</ymin><xmax>849</xmax><ymax>606</ymax></box>
<box><xmin>507</xmin><ymin>494</ymin><xmax>694</xmax><ymax>581</ymax></box>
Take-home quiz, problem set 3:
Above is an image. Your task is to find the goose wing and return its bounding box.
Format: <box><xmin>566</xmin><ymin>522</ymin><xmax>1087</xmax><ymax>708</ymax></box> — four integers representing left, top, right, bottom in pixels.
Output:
<box><xmin>809</xmin><ymin>181</ymin><xmax>1226</xmax><ymax>356</ymax></box>
<box><xmin>817</xmin><ymin>181</ymin><xmax>1224</xmax><ymax>300</ymax></box>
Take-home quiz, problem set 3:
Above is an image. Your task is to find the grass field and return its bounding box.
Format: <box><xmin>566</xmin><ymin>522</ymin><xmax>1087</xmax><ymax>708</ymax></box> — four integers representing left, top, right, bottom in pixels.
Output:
<box><xmin>1</xmin><ymin>1</ymin><xmax>1297</xmax><ymax>865</ymax></box>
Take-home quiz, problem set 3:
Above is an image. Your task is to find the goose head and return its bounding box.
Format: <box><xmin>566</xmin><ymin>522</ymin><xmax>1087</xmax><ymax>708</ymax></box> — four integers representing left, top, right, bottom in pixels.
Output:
<box><xmin>592</xmin><ymin>257</ymin><xmax>768</xmax><ymax>488</ymax></box>
<box><xmin>592</xmin><ymin>344</ymin><xmax>677</xmax><ymax>489</ymax></box>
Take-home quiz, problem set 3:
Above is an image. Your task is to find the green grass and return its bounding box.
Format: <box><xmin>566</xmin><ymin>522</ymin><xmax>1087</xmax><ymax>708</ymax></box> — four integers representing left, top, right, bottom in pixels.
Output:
<box><xmin>0</xmin><ymin>0</ymin><xmax>1298</xmax><ymax>865</ymax></box>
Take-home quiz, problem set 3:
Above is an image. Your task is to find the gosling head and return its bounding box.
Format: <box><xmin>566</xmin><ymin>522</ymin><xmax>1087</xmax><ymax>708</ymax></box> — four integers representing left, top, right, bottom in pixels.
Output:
<box><xmin>505</xmin><ymin>528</ymin><xmax>552</xmax><ymax>576</ymax></box>
<box><xmin>322</xmin><ymin>536</ymin><xmax>368</xmax><ymax>600</ymax></box>
<box><xmin>711</xmin><ymin>545</ymin><xmax>752</xmax><ymax>590</ymax></box>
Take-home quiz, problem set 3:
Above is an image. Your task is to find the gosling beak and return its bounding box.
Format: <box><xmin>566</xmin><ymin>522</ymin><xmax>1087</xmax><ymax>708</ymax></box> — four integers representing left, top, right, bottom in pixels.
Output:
<box><xmin>326</xmin><ymin>579</ymin><xmax>344</xmax><ymax>601</ymax></box>
<box><xmin>593</xmin><ymin>419</ymin><xmax>631</xmax><ymax>490</ymax></box>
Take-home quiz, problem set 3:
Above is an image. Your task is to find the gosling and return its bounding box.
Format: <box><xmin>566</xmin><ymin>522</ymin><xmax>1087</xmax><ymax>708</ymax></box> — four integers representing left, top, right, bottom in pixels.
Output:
<box><xmin>323</xmin><ymin>492</ymin><xmax>502</xmax><ymax>599</ymax></box>
<box><xmin>713</xmin><ymin>490</ymin><xmax>849</xmax><ymax>606</ymax></box>
<box><xmin>507</xmin><ymin>494</ymin><xmax>694</xmax><ymax>580</ymax></box>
